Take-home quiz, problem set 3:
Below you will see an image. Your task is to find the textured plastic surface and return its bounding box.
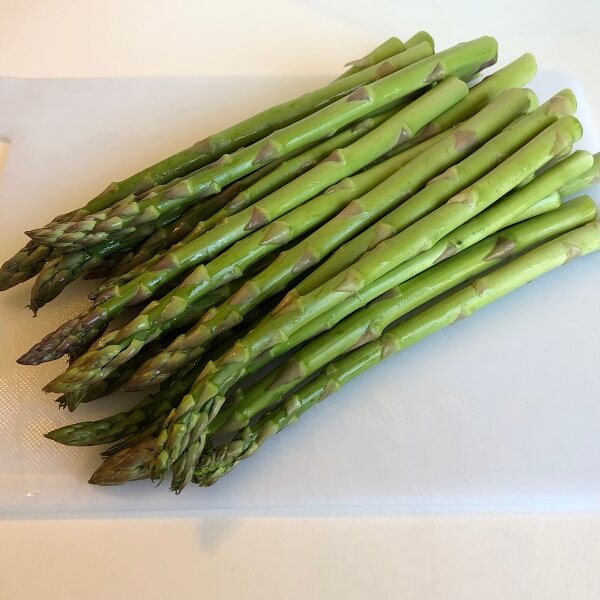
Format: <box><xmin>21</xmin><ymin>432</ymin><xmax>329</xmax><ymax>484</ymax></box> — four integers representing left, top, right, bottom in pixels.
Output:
<box><xmin>0</xmin><ymin>73</ymin><xmax>599</xmax><ymax>516</ymax></box>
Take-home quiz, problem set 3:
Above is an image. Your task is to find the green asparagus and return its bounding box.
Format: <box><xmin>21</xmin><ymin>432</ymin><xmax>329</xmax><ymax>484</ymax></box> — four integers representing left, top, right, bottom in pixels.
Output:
<box><xmin>193</xmin><ymin>221</ymin><xmax>600</xmax><ymax>486</ymax></box>
<box><xmin>107</xmin><ymin>162</ymin><xmax>284</xmax><ymax>278</ymax></box>
<box><xmin>129</xmin><ymin>87</ymin><xmax>549</xmax><ymax>390</ymax></box>
<box><xmin>99</xmin><ymin>54</ymin><xmax>538</xmax><ymax>303</ymax></box>
<box><xmin>26</xmin><ymin>38</ymin><xmax>495</xmax><ymax>250</ymax></box>
<box><xmin>22</xmin><ymin>78</ymin><xmax>468</xmax><ymax>366</ymax></box>
<box><xmin>152</xmin><ymin>115</ymin><xmax>581</xmax><ymax>490</ymax></box>
<box><xmin>405</xmin><ymin>32</ymin><xmax>435</xmax><ymax>50</ymax></box>
<box><xmin>83</xmin><ymin>181</ymin><xmax>576</xmax><ymax>486</ymax></box>
<box><xmin>212</xmin><ymin>196</ymin><xmax>597</xmax><ymax>437</ymax></box>
<box><xmin>334</xmin><ymin>37</ymin><xmax>407</xmax><ymax>80</ymax></box>
<box><xmin>90</xmin><ymin>107</ymin><xmax>401</xmax><ymax>298</ymax></box>
<box><xmin>297</xmin><ymin>90</ymin><xmax>575</xmax><ymax>293</ymax></box>
<box><xmin>245</xmin><ymin>151</ymin><xmax>593</xmax><ymax>376</ymax></box>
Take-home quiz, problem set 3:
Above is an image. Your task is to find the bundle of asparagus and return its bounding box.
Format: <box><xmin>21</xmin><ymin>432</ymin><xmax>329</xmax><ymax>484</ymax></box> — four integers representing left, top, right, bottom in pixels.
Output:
<box><xmin>3</xmin><ymin>33</ymin><xmax>600</xmax><ymax>492</ymax></box>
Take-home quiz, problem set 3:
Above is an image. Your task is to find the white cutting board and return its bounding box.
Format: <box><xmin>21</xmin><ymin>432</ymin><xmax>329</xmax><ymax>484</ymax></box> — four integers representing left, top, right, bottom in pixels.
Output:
<box><xmin>0</xmin><ymin>73</ymin><xmax>599</xmax><ymax>516</ymax></box>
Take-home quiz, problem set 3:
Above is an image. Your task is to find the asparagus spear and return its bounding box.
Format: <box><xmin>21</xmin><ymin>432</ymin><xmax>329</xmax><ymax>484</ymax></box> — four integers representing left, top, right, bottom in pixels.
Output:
<box><xmin>45</xmin><ymin>180</ymin><xmax>572</xmax><ymax>453</ymax></box>
<box><xmin>46</xmin><ymin>297</ymin><xmax>272</xmax><ymax>449</ymax></box>
<box><xmin>194</xmin><ymin>221</ymin><xmax>600</xmax><ymax>486</ymax></box>
<box><xmin>55</xmin><ymin>340</ymin><xmax>168</xmax><ymax>411</ymax></box>
<box><xmin>334</xmin><ymin>37</ymin><xmax>407</xmax><ymax>81</ymax></box>
<box><xmin>26</xmin><ymin>38</ymin><xmax>495</xmax><ymax>251</ymax></box>
<box><xmin>39</xmin><ymin>81</ymin><xmax>467</xmax><ymax>392</ymax></box>
<box><xmin>47</xmin><ymin>363</ymin><xmax>204</xmax><ymax>448</ymax></box>
<box><xmin>84</xmin><ymin>182</ymin><xmax>573</xmax><ymax>486</ymax></box>
<box><xmin>296</xmin><ymin>90</ymin><xmax>574</xmax><ymax>293</ymax></box>
<box><xmin>244</xmin><ymin>151</ymin><xmax>593</xmax><ymax>377</ymax></box>
<box><xmin>0</xmin><ymin>38</ymin><xmax>430</xmax><ymax>291</ymax></box>
<box><xmin>38</xmin><ymin>110</ymin><xmax>396</xmax><ymax>310</ymax></box>
<box><xmin>129</xmin><ymin>87</ymin><xmax>556</xmax><ymax>390</ymax></box>
<box><xmin>89</xmin><ymin>107</ymin><xmax>402</xmax><ymax>299</ymax></box>
<box><xmin>152</xmin><ymin>115</ymin><xmax>581</xmax><ymax>490</ymax></box>
<box><xmin>558</xmin><ymin>151</ymin><xmax>600</xmax><ymax>197</ymax></box>
<box><xmin>55</xmin><ymin>83</ymin><xmax>537</xmax><ymax>395</ymax></box>
<box><xmin>109</xmin><ymin>57</ymin><xmax>537</xmax><ymax>371</ymax></box>
<box><xmin>404</xmin><ymin>53</ymin><xmax>537</xmax><ymax>148</ymax></box>
<box><xmin>20</xmin><ymin>148</ymin><xmax>421</xmax><ymax>369</ymax></box>
<box><xmin>21</xmin><ymin>78</ymin><xmax>468</xmax><ymax>366</ymax></box>
<box><xmin>93</xmin><ymin>53</ymin><xmax>537</xmax><ymax>303</ymax></box>
<box><xmin>405</xmin><ymin>31</ymin><xmax>435</xmax><ymax>49</ymax></box>
<box><xmin>31</xmin><ymin>180</ymin><xmax>250</xmax><ymax>310</ymax></box>
<box><xmin>28</xmin><ymin>207</ymin><xmax>192</xmax><ymax>312</ymax></box>
<box><xmin>19</xmin><ymin>44</ymin><xmax>436</xmax><ymax>242</ymax></box>
<box><xmin>212</xmin><ymin>196</ymin><xmax>597</xmax><ymax>437</ymax></box>
<box><xmin>53</xmin><ymin>281</ymin><xmax>235</xmax><ymax>411</ymax></box>
<box><xmin>107</xmin><ymin>162</ymin><xmax>284</xmax><ymax>278</ymax></box>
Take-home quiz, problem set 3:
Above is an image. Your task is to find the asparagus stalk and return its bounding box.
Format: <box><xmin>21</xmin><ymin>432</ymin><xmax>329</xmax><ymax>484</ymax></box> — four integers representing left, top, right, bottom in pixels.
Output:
<box><xmin>334</xmin><ymin>37</ymin><xmax>407</xmax><ymax>81</ymax></box>
<box><xmin>40</xmin><ymin>81</ymin><xmax>467</xmax><ymax>392</ymax></box>
<box><xmin>43</xmin><ymin>111</ymin><xmax>394</xmax><ymax>310</ymax></box>
<box><xmin>89</xmin><ymin>107</ymin><xmax>401</xmax><ymax>299</ymax></box>
<box><xmin>152</xmin><ymin>115</ymin><xmax>582</xmax><ymax>490</ymax></box>
<box><xmin>245</xmin><ymin>151</ymin><xmax>593</xmax><ymax>376</ymax></box>
<box><xmin>47</xmin><ymin>362</ymin><xmax>204</xmax><ymax>448</ymax></box>
<box><xmin>194</xmin><ymin>221</ymin><xmax>600</xmax><ymax>486</ymax></box>
<box><xmin>129</xmin><ymin>87</ymin><xmax>553</xmax><ymax>390</ymax></box>
<box><xmin>45</xmin><ymin>183</ymin><xmax>572</xmax><ymax>452</ymax></box>
<box><xmin>58</xmin><ymin>280</ymin><xmax>237</xmax><ymax>410</ymax></box>
<box><xmin>55</xmin><ymin>277</ymin><xmax>240</xmax><ymax>411</ymax></box>
<box><xmin>211</xmin><ymin>196</ymin><xmax>597</xmax><ymax>437</ymax></box>
<box><xmin>28</xmin><ymin>207</ymin><xmax>191</xmax><ymax>312</ymax></box>
<box><xmin>21</xmin><ymin>78</ymin><xmax>468</xmax><ymax>366</ymax></box>
<box><xmin>115</xmin><ymin>59</ymin><xmax>540</xmax><ymax>384</ymax></box>
<box><xmin>405</xmin><ymin>54</ymin><xmax>537</xmax><ymax>147</ymax></box>
<box><xmin>46</xmin><ymin>297</ymin><xmax>272</xmax><ymax>449</ymax></box>
<box><xmin>0</xmin><ymin>242</ymin><xmax>56</xmax><ymax>291</ymax></box>
<box><xmin>44</xmin><ymin>135</ymin><xmax>456</xmax><ymax>437</ymax></box>
<box><xmin>558</xmin><ymin>151</ymin><xmax>600</xmax><ymax>197</ymax></box>
<box><xmin>296</xmin><ymin>90</ymin><xmax>573</xmax><ymax>293</ymax></box>
<box><xmin>102</xmin><ymin>53</ymin><xmax>539</xmax><ymax>304</ymax></box>
<box><xmin>84</xmin><ymin>183</ymin><xmax>575</xmax><ymax>486</ymax></box>
<box><xmin>0</xmin><ymin>38</ymin><xmax>431</xmax><ymax>291</ymax></box>
<box><xmin>107</xmin><ymin>163</ymin><xmax>284</xmax><ymax>278</ymax></box>
<box><xmin>55</xmin><ymin>83</ymin><xmax>537</xmax><ymax>395</ymax></box>
<box><xmin>26</xmin><ymin>38</ymin><xmax>495</xmax><ymax>251</ymax></box>
<box><xmin>21</xmin><ymin>44</ymin><xmax>437</xmax><ymax>243</ymax></box>
<box><xmin>405</xmin><ymin>31</ymin><xmax>435</xmax><ymax>49</ymax></box>
<box><xmin>55</xmin><ymin>340</ymin><xmax>168</xmax><ymax>411</ymax></box>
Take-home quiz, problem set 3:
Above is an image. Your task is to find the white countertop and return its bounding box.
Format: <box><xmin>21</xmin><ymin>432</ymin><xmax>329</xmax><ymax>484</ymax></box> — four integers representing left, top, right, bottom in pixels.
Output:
<box><xmin>2</xmin><ymin>1</ymin><xmax>600</xmax><ymax>598</ymax></box>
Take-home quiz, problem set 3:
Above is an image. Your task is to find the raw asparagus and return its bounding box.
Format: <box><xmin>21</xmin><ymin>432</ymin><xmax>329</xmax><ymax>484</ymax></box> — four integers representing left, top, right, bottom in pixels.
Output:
<box><xmin>405</xmin><ymin>32</ymin><xmax>435</xmax><ymax>49</ymax></box>
<box><xmin>22</xmin><ymin>44</ymin><xmax>437</xmax><ymax>246</ymax></box>
<box><xmin>152</xmin><ymin>115</ymin><xmax>581</xmax><ymax>489</ymax></box>
<box><xmin>297</xmin><ymin>90</ymin><xmax>575</xmax><ymax>293</ymax></box>
<box><xmin>129</xmin><ymin>87</ymin><xmax>546</xmax><ymax>390</ymax></box>
<box><xmin>193</xmin><ymin>222</ymin><xmax>600</xmax><ymax>486</ymax></box>
<box><xmin>212</xmin><ymin>196</ymin><xmax>597</xmax><ymax>437</ymax></box>
<box><xmin>22</xmin><ymin>78</ymin><xmax>468</xmax><ymax>366</ymax></box>
<box><xmin>94</xmin><ymin>54</ymin><xmax>538</xmax><ymax>302</ymax></box>
<box><xmin>334</xmin><ymin>37</ymin><xmax>407</xmax><ymax>80</ymax></box>
<box><xmin>404</xmin><ymin>53</ymin><xmax>537</xmax><ymax>148</ymax></box>
<box><xmin>47</xmin><ymin>362</ymin><xmax>204</xmax><ymax>448</ymax></box>
<box><xmin>26</xmin><ymin>38</ymin><xmax>495</xmax><ymax>250</ymax></box>
<box><xmin>107</xmin><ymin>163</ymin><xmax>283</xmax><ymax>278</ymax></box>
<box><xmin>84</xmin><ymin>182</ymin><xmax>576</xmax><ymax>486</ymax></box>
<box><xmin>244</xmin><ymin>151</ymin><xmax>593</xmax><ymax>377</ymax></box>
<box><xmin>90</xmin><ymin>107</ymin><xmax>401</xmax><ymax>298</ymax></box>
<box><xmin>558</xmin><ymin>151</ymin><xmax>600</xmax><ymax>197</ymax></box>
